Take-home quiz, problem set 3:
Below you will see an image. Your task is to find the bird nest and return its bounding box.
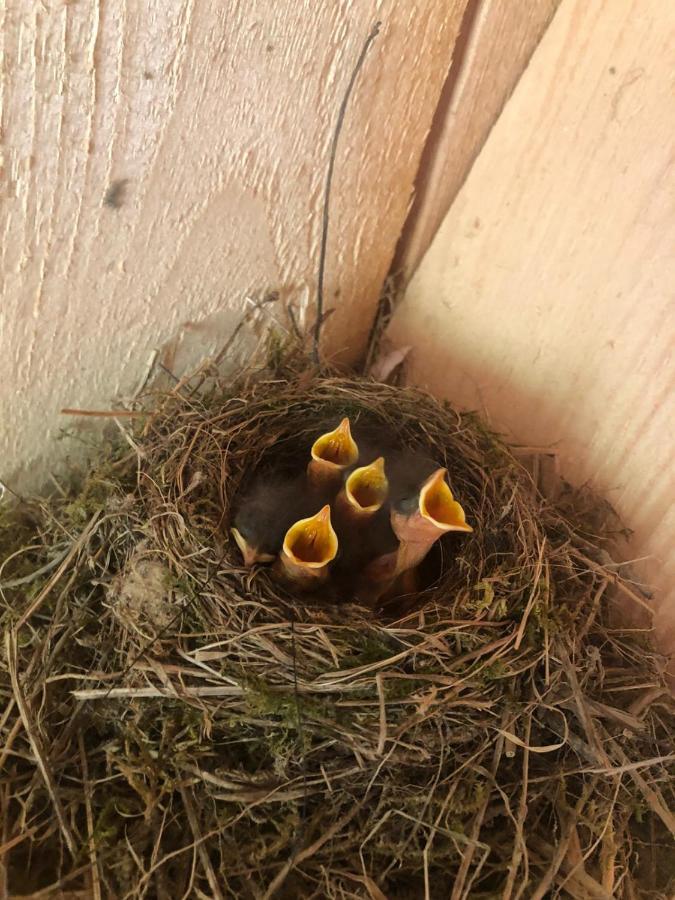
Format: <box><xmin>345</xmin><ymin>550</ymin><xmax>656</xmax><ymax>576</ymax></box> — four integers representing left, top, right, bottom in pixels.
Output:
<box><xmin>1</xmin><ymin>345</ymin><xmax>673</xmax><ymax>899</ymax></box>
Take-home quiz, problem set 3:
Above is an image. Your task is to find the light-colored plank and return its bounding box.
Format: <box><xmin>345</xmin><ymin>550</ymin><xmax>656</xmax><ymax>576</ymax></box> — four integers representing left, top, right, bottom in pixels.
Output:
<box><xmin>0</xmin><ymin>1</ymin><xmax>467</xmax><ymax>490</ymax></box>
<box><xmin>388</xmin><ymin>0</ymin><xmax>675</xmax><ymax>659</ymax></box>
<box><xmin>394</xmin><ymin>0</ymin><xmax>561</xmax><ymax>280</ymax></box>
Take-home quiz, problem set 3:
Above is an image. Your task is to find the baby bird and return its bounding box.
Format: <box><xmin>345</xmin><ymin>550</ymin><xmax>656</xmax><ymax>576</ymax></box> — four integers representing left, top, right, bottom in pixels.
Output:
<box><xmin>388</xmin><ymin>452</ymin><xmax>473</xmax><ymax>573</ymax></box>
<box><xmin>334</xmin><ymin>456</ymin><xmax>388</xmax><ymax>524</ymax></box>
<box><xmin>355</xmin><ymin>452</ymin><xmax>472</xmax><ymax>602</ymax></box>
<box><xmin>231</xmin><ymin>471</ymin><xmax>319</xmax><ymax>566</ymax></box>
<box><xmin>307</xmin><ymin>417</ymin><xmax>359</xmax><ymax>490</ymax></box>
<box><xmin>332</xmin><ymin>457</ymin><xmax>399</xmax><ymax>602</ymax></box>
<box><xmin>275</xmin><ymin>504</ymin><xmax>339</xmax><ymax>589</ymax></box>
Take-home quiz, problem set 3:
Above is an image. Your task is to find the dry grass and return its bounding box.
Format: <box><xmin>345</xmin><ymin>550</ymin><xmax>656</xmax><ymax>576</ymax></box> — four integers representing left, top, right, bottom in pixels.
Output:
<box><xmin>0</xmin><ymin>342</ymin><xmax>673</xmax><ymax>898</ymax></box>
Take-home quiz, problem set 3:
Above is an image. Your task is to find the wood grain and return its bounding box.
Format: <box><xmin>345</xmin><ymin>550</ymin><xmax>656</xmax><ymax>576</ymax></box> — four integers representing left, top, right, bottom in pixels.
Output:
<box><xmin>394</xmin><ymin>0</ymin><xmax>561</xmax><ymax>280</ymax></box>
<box><xmin>0</xmin><ymin>0</ymin><xmax>467</xmax><ymax>490</ymax></box>
<box><xmin>388</xmin><ymin>0</ymin><xmax>675</xmax><ymax>659</ymax></box>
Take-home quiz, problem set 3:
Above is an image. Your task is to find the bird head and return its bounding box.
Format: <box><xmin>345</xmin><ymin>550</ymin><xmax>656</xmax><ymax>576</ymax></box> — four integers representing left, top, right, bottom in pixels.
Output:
<box><xmin>392</xmin><ymin>467</ymin><xmax>472</xmax><ymax>543</ymax></box>
<box><xmin>278</xmin><ymin>504</ymin><xmax>339</xmax><ymax>586</ymax></box>
<box><xmin>231</xmin><ymin>472</ymin><xmax>312</xmax><ymax>567</ymax></box>
<box><xmin>341</xmin><ymin>456</ymin><xmax>388</xmax><ymax>518</ymax></box>
<box><xmin>231</xmin><ymin>526</ymin><xmax>276</xmax><ymax>567</ymax></box>
<box><xmin>308</xmin><ymin>418</ymin><xmax>359</xmax><ymax>489</ymax></box>
<box><xmin>419</xmin><ymin>468</ymin><xmax>473</xmax><ymax>533</ymax></box>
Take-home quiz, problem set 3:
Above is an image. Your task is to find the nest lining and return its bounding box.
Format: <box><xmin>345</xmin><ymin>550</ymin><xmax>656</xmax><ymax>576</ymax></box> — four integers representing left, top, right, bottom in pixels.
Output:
<box><xmin>0</xmin><ymin>348</ymin><xmax>673</xmax><ymax>899</ymax></box>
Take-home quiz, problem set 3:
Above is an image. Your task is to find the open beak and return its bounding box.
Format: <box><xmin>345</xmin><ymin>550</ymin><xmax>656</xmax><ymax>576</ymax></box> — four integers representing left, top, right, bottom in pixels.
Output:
<box><xmin>231</xmin><ymin>527</ymin><xmax>275</xmax><ymax>567</ymax></box>
<box><xmin>391</xmin><ymin>468</ymin><xmax>472</xmax><ymax>572</ymax></box>
<box><xmin>277</xmin><ymin>504</ymin><xmax>338</xmax><ymax>587</ymax></box>
<box><xmin>307</xmin><ymin>418</ymin><xmax>359</xmax><ymax>489</ymax></box>
<box><xmin>337</xmin><ymin>456</ymin><xmax>388</xmax><ymax>521</ymax></box>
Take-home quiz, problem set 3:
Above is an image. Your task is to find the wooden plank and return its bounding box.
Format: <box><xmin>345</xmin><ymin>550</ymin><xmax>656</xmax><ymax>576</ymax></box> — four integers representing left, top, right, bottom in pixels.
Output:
<box><xmin>394</xmin><ymin>0</ymin><xmax>561</xmax><ymax>280</ymax></box>
<box><xmin>387</xmin><ymin>0</ymin><xmax>675</xmax><ymax>662</ymax></box>
<box><xmin>0</xmin><ymin>0</ymin><xmax>467</xmax><ymax>490</ymax></box>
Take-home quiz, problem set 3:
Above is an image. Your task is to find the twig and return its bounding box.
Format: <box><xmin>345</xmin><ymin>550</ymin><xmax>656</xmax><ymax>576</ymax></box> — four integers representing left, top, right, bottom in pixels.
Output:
<box><xmin>263</xmin><ymin>802</ymin><xmax>363</xmax><ymax>898</ymax></box>
<box><xmin>289</xmin><ymin>618</ymin><xmax>308</xmax><ymax>855</ymax></box>
<box><xmin>6</xmin><ymin>631</ymin><xmax>77</xmax><ymax>859</ymax></box>
<box><xmin>179</xmin><ymin>785</ymin><xmax>224</xmax><ymax>900</ymax></box>
<box><xmin>312</xmin><ymin>21</ymin><xmax>381</xmax><ymax>362</ymax></box>
<box><xmin>16</xmin><ymin>510</ymin><xmax>102</xmax><ymax>628</ymax></box>
<box><xmin>529</xmin><ymin>837</ymin><xmax>612</xmax><ymax>900</ymax></box>
<box><xmin>504</xmin><ymin>712</ymin><xmax>531</xmax><ymax>900</ymax></box>
<box><xmin>78</xmin><ymin>731</ymin><xmax>102</xmax><ymax>900</ymax></box>
<box><xmin>514</xmin><ymin>538</ymin><xmax>546</xmax><ymax>649</ymax></box>
<box><xmin>60</xmin><ymin>408</ymin><xmax>146</xmax><ymax>418</ymax></box>
<box><xmin>604</xmin><ymin>734</ymin><xmax>675</xmax><ymax>837</ymax></box>
<box><xmin>529</xmin><ymin>783</ymin><xmax>597</xmax><ymax>900</ymax></box>
<box><xmin>451</xmin><ymin>717</ymin><xmax>506</xmax><ymax>899</ymax></box>
<box><xmin>375</xmin><ymin>672</ymin><xmax>387</xmax><ymax>755</ymax></box>
<box><xmin>0</xmin><ymin>544</ymin><xmax>71</xmax><ymax>590</ymax></box>
<box><xmin>72</xmin><ymin>685</ymin><xmax>245</xmax><ymax>700</ymax></box>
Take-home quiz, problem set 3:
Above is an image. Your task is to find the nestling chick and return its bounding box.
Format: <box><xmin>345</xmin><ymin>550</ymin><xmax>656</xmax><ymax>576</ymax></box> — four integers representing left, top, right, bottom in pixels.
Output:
<box><xmin>355</xmin><ymin>452</ymin><xmax>473</xmax><ymax>602</ymax></box>
<box><xmin>307</xmin><ymin>418</ymin><xmax>359</xmax><ymax>490</ymax></box>
<box><xmin>334</xmin><ymin>456</ymin><xmax>388</xmax><ymax>524</ymax></box>
<box><xmin>275</xmin><ymin>504</ymin><xmax>338</xmax><ymax>589</ymax></box>
<box><xmin>231</xmin><ymin>472</ymin><xmax>320</xmax><ymax>566</ymax></box>
<box><xmin>332</xmin><ymin>457</ymin><xmax>400</xmax><ymax>602</ymax></box>
<box><xmin>389</xmin><ymin>453</ymin><xmax>473</xmax><ymax>573</ymax></box>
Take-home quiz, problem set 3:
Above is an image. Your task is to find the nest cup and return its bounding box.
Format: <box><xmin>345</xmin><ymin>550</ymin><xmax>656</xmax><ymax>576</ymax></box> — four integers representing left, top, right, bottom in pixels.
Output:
<box><xmin>1</xmin><ymin>353</ymin><xmax>673</xmax><ymax>898</ymax></box>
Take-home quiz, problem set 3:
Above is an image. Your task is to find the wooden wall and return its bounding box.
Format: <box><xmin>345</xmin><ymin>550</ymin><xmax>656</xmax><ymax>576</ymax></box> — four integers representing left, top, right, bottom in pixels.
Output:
<box><xmin>388</xmin><ymin>0</ymin><xmax>675</xmax><ymax>661</ymax></box>
<box><xmin>1</xmin><ymin>0</ymin><xmax>468</xmax><ymax>490</ymax></box>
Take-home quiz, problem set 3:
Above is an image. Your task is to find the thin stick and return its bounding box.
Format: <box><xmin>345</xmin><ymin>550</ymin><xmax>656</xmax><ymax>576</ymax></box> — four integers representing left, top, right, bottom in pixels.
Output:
<box><xmin>605</xmin><ymin>735</ymin><xmax>675</xmax><ymax>837</ymax></box>
<box><xmin>263</xmin><ymin>802</ymin><xmax>363</xmax><ymax>899</ymax></box>
<box><xmin>0</xmin><ymin>544</ymin><xmax>71</xmax><ymax>590</ymax></box>
<box><xmin>376</xmin><ymin>672</ymin><xmax>387</xmax><ymax>755</ymax></box>
<box><xmin>78</xmin><ymin>731</ymin><xmax>102</xmax><ymax>900</ymax></box>
<box><xmin>289</xmin><ymin>618</ymin><xmax>308</xmax><ymax>855</ymax></box>
<box><xmin>179</xmin><ymin>785</ymin><xmax>224</xmax><ymax>900</ymax></box>
<box><xmin>60</xmin><ymin>407</ymin><xmax>146</xmax><ymax>418</ymax></box>
<box><xmin>312</xmin><ymin>21</ymin><xmax>381</xmax><ymax>362</ymax></box>
<box><xmin>514</xmin><ymin>538</ymin><xmax>546</xmax><ymax>649</ymax></box>
<box><xmin>505</xmin><ymin>712</ymin><xmax>531</xmax><ymax>900</ymax></box>
<box><xmin>529</xmin><ymin>784</ymin><xmax>596</xmax><ymax>900</ymax></box>
<box><xmin>451</xmin><ymin>720</ymin><xmax>506</xmax><ymax>899</ymax></box>
<box><xmin>16</xmin><ymin>511</ymin><xmax>102</xmax><ymax>628</ymax></box>
<box><xmin>6</xmin><ymin>631</ymin><xmax>77</xmax><ymax>859</ymax></box>
<box><xmin>72</xmin><ymin>685</ymin><xmax>245</xmax><ymax>700</ymax></box>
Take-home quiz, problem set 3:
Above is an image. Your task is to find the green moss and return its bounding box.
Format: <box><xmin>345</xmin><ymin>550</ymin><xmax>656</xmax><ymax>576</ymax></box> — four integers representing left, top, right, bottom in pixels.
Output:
<box><xmin>481</xmin><ymin>659</ymin><xmax>509</xmax><ymax>682</ymax></box>
<box><xmin>342</xmin><ymin>634</ymin><xmax>397</xmax><ymax>668</ymax></box>
<box><xmin>384</xmin><ymin>677</ymin><xmax>427</xmax><ymax>701</ymax></box>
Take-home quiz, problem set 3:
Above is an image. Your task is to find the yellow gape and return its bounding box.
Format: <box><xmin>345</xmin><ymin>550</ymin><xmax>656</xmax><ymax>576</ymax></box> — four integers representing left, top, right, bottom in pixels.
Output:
<box><xmin>308</xmin><ymin>418</ymin><xmax>359</xmax><ymax>488</ymax></box>
<box><xmin>389</xmin><ymin>468</ymin><xmax>473</xmax><ymax>576</ymax></box>
<box><xmin>277</xmin><ymin>505</ymin><xmax>338</xmax><ymax>587</ymax></box>
<box><xmin>419</xmin><ymin>469</ymin><xmax>473</xmax><ymax>533</ymax></box>
<box><xmin>342</xmin><ymin>456</ymin><xmax>388</xmax><ymax>517</ymax></box>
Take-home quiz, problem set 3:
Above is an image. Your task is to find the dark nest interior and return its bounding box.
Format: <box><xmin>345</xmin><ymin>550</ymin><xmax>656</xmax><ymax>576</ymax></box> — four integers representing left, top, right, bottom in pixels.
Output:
<box><xmin>1</xmin><ymin>345</ymin><xmax>673</xmax><ymax>899</ymax></box>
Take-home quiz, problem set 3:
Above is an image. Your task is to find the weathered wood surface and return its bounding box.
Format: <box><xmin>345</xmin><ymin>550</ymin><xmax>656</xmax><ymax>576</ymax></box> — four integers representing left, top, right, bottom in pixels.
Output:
<box><xmin>388</xmin><ymin>0</ymin><xmax>675</xmax><ymax>661</ymax></box>
<box><xmin>395</xmin><ymin>0</ymin><xmax>560</xmax><ymax>280</ymax></box>
<box><xmin>1</xmin><ymin>0</ymin><xmax>467</xmax><ymax>489</ymax></box>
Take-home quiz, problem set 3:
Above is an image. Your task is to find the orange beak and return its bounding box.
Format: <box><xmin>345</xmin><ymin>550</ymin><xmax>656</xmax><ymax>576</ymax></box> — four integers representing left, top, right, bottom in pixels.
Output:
<box><xmin>336</xmin><ymin>456</ymin><xmax>388</xmax><ymax>522</ymax></box>
<box><xmin>231</xmin><ymin>527</ymin><xmax>276</xmax><ymax>567</ymax></box>
<box><xmin>391</xmin><ymin>468</ymin><xmax>472</xmax><ymax>572</ymax></box>
<box><xmin>307</xmin><ymin>418</ymin><xmax>359</xmax><ymax>489</ymax></box>
<box><xmin>276</xmin><ymin>505</ymin><xmax>339</xmax><ymax>588</ymax></box>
